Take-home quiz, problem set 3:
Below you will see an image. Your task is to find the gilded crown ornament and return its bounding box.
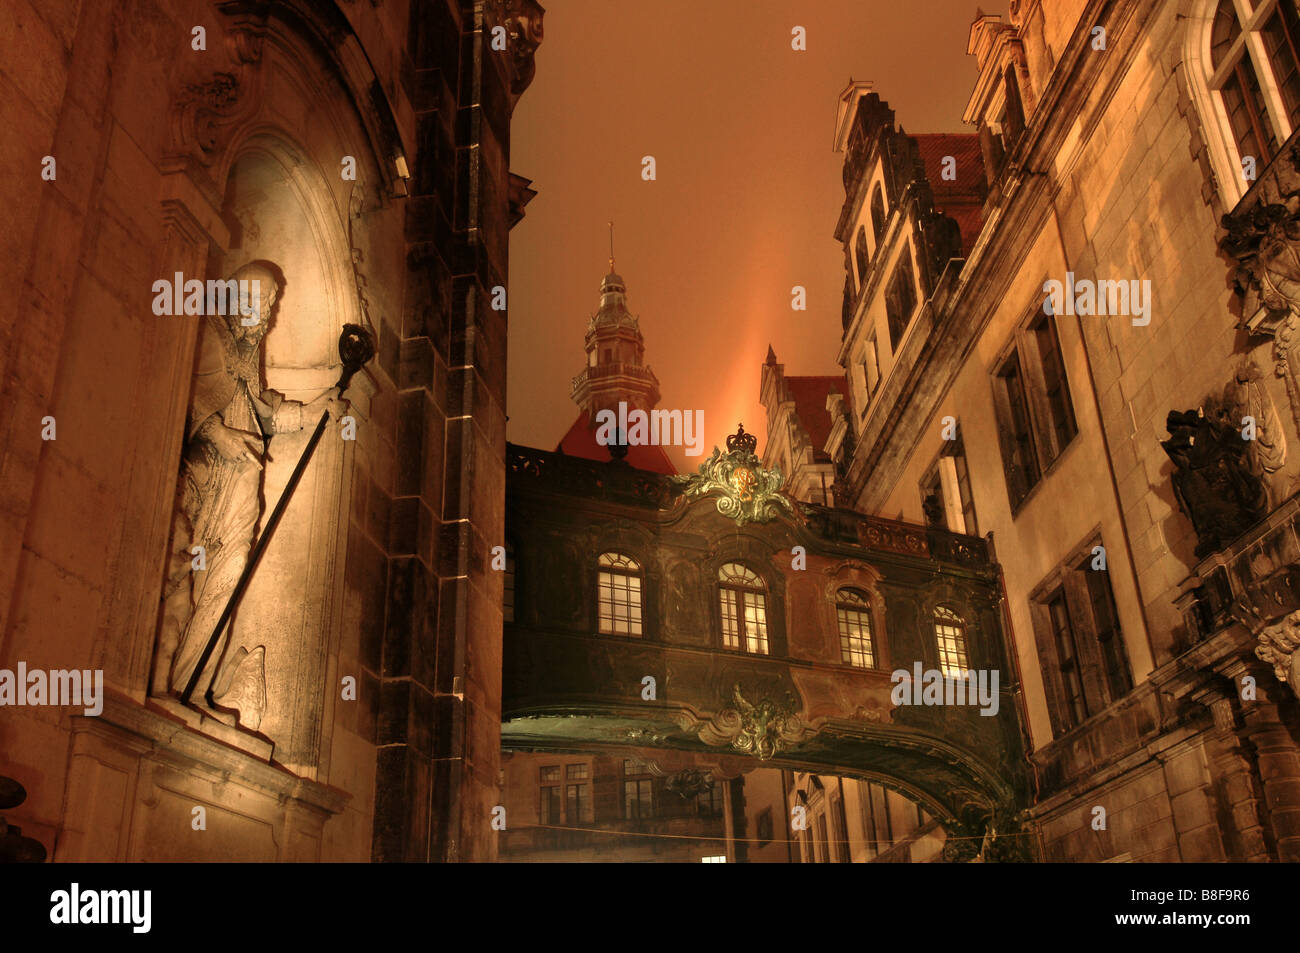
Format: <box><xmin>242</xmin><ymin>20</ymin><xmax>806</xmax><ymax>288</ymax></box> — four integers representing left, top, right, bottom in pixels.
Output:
<box><xmin>726</xmin><ymin>423</ymin><xmax>758</xmax><ymax>454</ymax></box>
<box><xmin>671</xmin><ymin>422</ymin><xmax>794</xmax><ymax>526</ymax></box>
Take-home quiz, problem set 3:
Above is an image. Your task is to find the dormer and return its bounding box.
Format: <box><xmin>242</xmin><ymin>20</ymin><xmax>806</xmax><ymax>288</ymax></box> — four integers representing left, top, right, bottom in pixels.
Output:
<box><xmin>963</xmin><ymin>12</ymin><xmax>1034</xmax><ymax>196</ymax></box>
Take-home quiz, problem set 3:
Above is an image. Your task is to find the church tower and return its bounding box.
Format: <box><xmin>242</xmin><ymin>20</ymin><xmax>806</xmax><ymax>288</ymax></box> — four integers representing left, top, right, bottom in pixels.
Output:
<box><xmin>569</xmin><ymin>266</ymin><xmax>661</xmax><ymax>417</ymax></box>
<box><xmin>557</xmin><ymin>253</ymin><xmax>675</xmax><ymax>473</ymax></box>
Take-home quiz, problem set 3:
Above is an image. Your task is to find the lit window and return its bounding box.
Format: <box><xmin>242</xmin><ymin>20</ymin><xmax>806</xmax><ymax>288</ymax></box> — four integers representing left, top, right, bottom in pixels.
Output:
<box><xmin>701</xmin><ymin>855</ymin><xmax>727</xmax><ymax>863</ymax></box>
<box><xmin>598</xmin><ymin>552</ymin><xmax>643</xmax><ymax>636</ymax></box>
<box><xmin>934</xmin><ymin>606</ymin><xmax>970</xmax><ymax>677</ymax></box>
<box><xmin>718</xmin><ymin>563</ymin><xmax>769</xmax><ymax>655</ymax></box>
<box><xmin>836</xmin><ymin>588</ymin><xmax>876</xmax><ymax>668</ymax></box>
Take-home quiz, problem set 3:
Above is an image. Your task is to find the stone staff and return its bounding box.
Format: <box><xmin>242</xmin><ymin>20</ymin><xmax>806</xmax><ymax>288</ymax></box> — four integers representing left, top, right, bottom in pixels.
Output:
<box><xmin>181</xmin><ymin>323</ymin><xmax>376</xmax><ymax>707</ymax></box>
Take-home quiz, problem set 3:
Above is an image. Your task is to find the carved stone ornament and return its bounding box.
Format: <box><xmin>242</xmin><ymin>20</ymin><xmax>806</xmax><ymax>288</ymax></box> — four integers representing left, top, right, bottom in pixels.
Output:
<box><xmin>695</xmin><ymin>684</ymin><xmax>809</xmax><ymax>761</ymax></box>
<box><xmin>170</xmin><ymin>72</ymin><xmax>242</xmax><ymax>161</ymax></box>
<box><xmin>1161</xmin><ymin>397</ymin><xmax>1268</xmax><ymax>559</ymax></box>
<box><xmin>1253</xmin><ymin>609</ymin><xmax>1300</xmax><ymax>699</ymax></box>
<box><xmin>663</xmin><ymin>768</ymin><xmax>714</xmax><ymax>800</ymax></box>
<box><xmin>671</xmin><ymin>424</ymin><xmax>795</xmax><ymax>526</ymax></box>
<box><xmin>486</xmin><ymin>0</ymin><xmax>545</xmax><ymax>102</ymax></box>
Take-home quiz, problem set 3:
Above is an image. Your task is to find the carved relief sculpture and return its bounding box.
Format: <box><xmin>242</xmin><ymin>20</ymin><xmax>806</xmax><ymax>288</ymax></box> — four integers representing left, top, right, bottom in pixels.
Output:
<box><xmin>153</xmin><ymin>261</ymin><xmax>344</xmax><ymax>731</ymax></box>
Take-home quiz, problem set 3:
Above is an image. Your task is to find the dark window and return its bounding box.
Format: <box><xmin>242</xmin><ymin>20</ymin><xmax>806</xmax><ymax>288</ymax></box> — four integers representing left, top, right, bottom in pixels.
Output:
<box><xmin>995</xmin><ymin>351</ymin><xmax>1041</xmax><ymax>507</ymax></box>
<box><xmin>1034</xmin><ymin>546</ymin><xmax>1135</xmax><ymax>737</ymax></box>
<box><xmin>696</xmin><ymin>782</ymin><xmax>724</xmax><ymax>818</ymax></box>
<box><xmin>756</xmin><ymin>808</ymin><xmax>774</xmax><ymax>846</ymax></box>
<box><xmin>1085</xmin><ymin>560</ymin><xmax>1133</xmax><ymax>702</ymax></box>
<box><xmin>993</xmin><ymin>312</ymin><xmax>1076</xmax><ymax>511</ymax></box>
<box><xmin>921</xmin><ymin>466</ymin><xmax>947</xmax><ymax>529</ymax></box>
<box><xmin>622</xmin><ymin>759</ymin><xmax>654</xmax><ymax>820</ymax></box>
<box><xmin>951</xmin><ymin>442</ymin><xmax>979</xmax><ymax>536</ymax></box>
<box><xmin>1003</xmin><ymin>64</ymin><xmax>1026</xmax><ymax>152</ymax></box>
<box><xmin>870</xmin><ymin>185</ymin><xmax>886</xmax><ymax>243</ymax></box>
<box><xmin>1032</xmin><ymin>315</ymin><xmax>1077</xmax><ymax>455</ymax></box>
<box><xmin>854</xmin><ymin>226</ymin><xmax>870</xmax><ymax>286</ymax></box>
<box><xmin>1048</xmin><ymin>590</ymin><xmax>1089</xmax><ymax>729</ymax></box>
<box><xmin>885</xmin><ymin>253</ymin><xmax>917</xmax><ymax>352</ymax></box>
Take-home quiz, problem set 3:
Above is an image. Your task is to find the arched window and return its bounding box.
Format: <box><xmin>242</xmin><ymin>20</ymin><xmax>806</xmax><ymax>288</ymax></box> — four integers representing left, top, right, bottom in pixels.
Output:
<box><xmin>836</xmin><ymin>588</ymin><xmax>876</xmax><ymax>668</ymax></box>
<box><xmin>1206</xmin><ymin>0</ymin><xmax>1300</xmax><ymax>182</ymax></box>
<box><xmin>854</xmin><ymin>226</ymin><xmax>870</xmax><ymax>286</ymax></box>
<box><xmin>502</xmin><ymin>542</ymin><xmax>516</xmax><ymax>624</ymax></box>
<box><xmin>718</xmin><ymin>563</ymin><xmax>769</xmax><ymax>655</ymax></box>
<box><xmin>598</xmin><ymin>552</ymin><xmax>643</xmax><ymax>636</ymax></box>
<box><xmin>870</xmin><ymin>184</ymin><xmax>887</xmax><ymax>243</ymax></box>
<box><xmin>934</xmin><ymin>605</ymin><xmax>970</xmax><ymax>677</ymax></box>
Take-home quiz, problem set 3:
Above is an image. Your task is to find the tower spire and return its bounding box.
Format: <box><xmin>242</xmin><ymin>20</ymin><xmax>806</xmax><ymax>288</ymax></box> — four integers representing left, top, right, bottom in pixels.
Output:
<box><xmin>608</xmin><ymin>220</ymin><xmax>615</xmax><ymax>272</ymax></box>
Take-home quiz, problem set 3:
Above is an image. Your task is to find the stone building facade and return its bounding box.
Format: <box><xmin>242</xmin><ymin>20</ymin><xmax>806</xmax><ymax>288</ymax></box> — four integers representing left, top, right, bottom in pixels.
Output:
<box><xmin>772</xmin><ymin>0</ymin><xmax>1300</xmax><ymax>861</ymax></box>
<box><xmin>0</xmin><ymin>0</ymin><xmax>541</xmax><ymax>862</ymax></box>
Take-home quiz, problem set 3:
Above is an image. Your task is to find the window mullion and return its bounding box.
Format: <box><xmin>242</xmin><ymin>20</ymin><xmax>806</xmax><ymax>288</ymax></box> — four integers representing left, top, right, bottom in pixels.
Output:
<box><xmin>1245</xmin><ymin>30</ymin><xmax>1294</xmax><ymax>141</ymax></box>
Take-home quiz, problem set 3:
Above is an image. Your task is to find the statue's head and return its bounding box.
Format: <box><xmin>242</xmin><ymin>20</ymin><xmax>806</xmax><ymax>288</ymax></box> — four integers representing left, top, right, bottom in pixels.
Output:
<box><xmin>225</xmin><ymin>260</ymin><xmax>283</xmax><ymax>344</ymax></box>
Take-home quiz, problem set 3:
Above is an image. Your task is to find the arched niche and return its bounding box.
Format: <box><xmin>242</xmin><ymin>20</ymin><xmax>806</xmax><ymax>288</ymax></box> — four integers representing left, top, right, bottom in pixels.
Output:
<box><xmin>204</xmin><ymin>135</ymin><xmax>362</xmax><ymax>777</ymax></box>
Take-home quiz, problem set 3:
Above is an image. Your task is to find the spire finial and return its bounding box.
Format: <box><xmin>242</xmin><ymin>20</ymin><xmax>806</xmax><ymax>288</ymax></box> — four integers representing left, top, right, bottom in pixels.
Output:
<box><xmin>608</xmin><ymin>221</ymin><xmax>615</xmax><ymax>272</ymax></box>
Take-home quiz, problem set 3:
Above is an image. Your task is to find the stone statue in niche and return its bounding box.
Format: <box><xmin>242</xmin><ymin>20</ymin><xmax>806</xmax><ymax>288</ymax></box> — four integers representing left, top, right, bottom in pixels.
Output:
<box><xmin>153</xmin><ymin>261</ymin><xmax>345</xmax><ymax>731</ymax></box>
<box><xmin>1161</xmin><ymin>396</ymin><xmax>1268</xmax><ymax>559</ymax></box>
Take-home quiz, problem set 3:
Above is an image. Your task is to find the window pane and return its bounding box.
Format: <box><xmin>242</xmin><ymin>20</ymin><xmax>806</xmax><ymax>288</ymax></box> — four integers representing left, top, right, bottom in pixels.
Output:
<box><xmin>720</xmin><ymin>589</ymin><xmax>741</xmax><ymax>649</ymax></box>
<box><xmin>998</xmin><ymin>352</ymin><xmax>1041</xmax><ymax>504</ymax></box>
<box><xmin>1049</xmin><ymin>592</ymin><xmax>1089</xmax><ymax>728</ymax></box>
<box><xmin>1085</xmin><ymin>566</ymin><xmax>1133</xmax><ymax>702</ymax></box>
<box><xmin>837</xmin><ymin>590</ymin><xmax>875</xmax><ymax>668</ymax></box>
<box><xmin>934</xmin><ymin>606</ymin><xmax>970</xmax><ymax>677</ymax></box>
<box><xmin>1262</xmin><ymin>3</ymin><xmax>1300</xmax><ymax>133</ymax></box>
<box><xmin>541</xmin><ymin>785</ymin><xmax>562</xmax><ymax>825</ymax></box>
<box><xmin>598</xmin><ymin>554</ymin><xmax>643</xmax><ymax>636</ymax></box>
<box><xmin>1034</xmin><ymin>316</ymin><xmax>1077</xmax><ymax>455</ymax></box>
<box><xmin>743</xmin><ymin>592</ymin><xmax>769</xmax><ymax>655</ymax></box>
<box><xmin>885</xmin><ymin>254</ymin><xmax>917</xmax><ymax>352</ymax></box>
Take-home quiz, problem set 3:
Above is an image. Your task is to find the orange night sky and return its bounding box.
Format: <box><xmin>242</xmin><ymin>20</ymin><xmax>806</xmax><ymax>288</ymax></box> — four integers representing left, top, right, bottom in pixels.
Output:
<box><xmin>508</xmin><ymin>0</ymin><xmax>989</xmax><ymax>471</ymax></box>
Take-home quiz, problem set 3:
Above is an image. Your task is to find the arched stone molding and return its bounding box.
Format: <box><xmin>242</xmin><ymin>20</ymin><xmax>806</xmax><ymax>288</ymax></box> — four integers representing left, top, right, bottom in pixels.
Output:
<box><xmin>819</xmin><ymin>560</ymin><xmax>891</xmax><ymax>670</ymax></box>
<box><xmin>703</xmin><ymin>531</ymin><xmax>789</xmax><ymax>658</ymax></box>
<box><xmin>587</xmin><ymin>519</ymin><xmax>661</xmax><ymax>642</ymax></box>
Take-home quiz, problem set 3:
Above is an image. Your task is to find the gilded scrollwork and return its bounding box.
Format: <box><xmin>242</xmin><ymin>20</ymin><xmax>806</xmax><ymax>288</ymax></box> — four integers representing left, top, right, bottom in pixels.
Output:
<box><xmin>671</xmin><ymin>424</ymin><xmax>795</xmax><ymax>526</ymax></box>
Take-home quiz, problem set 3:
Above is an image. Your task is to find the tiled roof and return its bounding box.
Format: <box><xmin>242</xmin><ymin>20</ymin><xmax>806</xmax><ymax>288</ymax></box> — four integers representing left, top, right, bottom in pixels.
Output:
<box><xmin>784</xmin><ymin>375</ymin><xmax>849</xmax><ymax>463</ymax></box>
<box><xmin>913</xmin><ymin>133</ymin><xmax>986</xmax><ymax>255</ymax></box>
<box><xmin>556</xmin><ymin>411</ymin><xmax>678</xmax><ymax>475</ymax></box>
